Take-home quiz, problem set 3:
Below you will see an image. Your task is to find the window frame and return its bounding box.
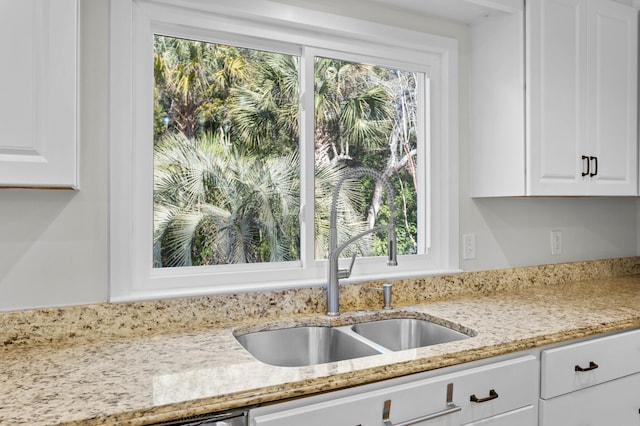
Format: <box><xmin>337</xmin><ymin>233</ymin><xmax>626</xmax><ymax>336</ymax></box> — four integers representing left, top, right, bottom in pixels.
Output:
<box><xmin>109</xmin><ymin>0</ymin><xmax>460</xmax><ymax>302</ymax></box>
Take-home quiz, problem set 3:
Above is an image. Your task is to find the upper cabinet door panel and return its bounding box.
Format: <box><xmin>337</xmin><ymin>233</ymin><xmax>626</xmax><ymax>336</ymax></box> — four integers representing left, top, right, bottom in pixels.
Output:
<box><xmin>527</xmin><ymin>0</ymin><xmax>587</xmax><ymax>195</ymax></box>
<box><xmin>0</xmin><ymin>0</ymin><xmax>78</xmax><ymax>189</ymax></box>
<box><xmin>587</xmin><ymin>0</ymin><xmax>638</xmax><ymax>195</ymax></box>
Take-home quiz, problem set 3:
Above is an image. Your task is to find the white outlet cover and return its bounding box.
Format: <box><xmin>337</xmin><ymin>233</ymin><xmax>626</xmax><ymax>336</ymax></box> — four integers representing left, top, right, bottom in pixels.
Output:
<box><xmin>551</xmin><ymin>230</ymin><xmax>562</xmax><ymax>255</ymax></box>
<box><xmin>463</xmin><ymin>233</ymin><xmax>476</xmax><ymax>260</ymax></box>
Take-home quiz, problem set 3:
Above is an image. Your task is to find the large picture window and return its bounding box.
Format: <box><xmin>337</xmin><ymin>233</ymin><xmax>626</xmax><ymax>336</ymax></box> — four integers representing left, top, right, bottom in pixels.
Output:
<box><xmin>110</xmin><ymin>0</ymin><xmax>459</xmax><ymax>301</ymax></box>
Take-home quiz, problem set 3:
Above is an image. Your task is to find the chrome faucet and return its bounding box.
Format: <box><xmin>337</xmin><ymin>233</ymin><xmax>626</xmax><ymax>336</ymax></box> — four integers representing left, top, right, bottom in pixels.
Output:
<box><xmin>326</xmin><ymin>167</ymin><xmax>398</xmax><ymax>316</ymax></box>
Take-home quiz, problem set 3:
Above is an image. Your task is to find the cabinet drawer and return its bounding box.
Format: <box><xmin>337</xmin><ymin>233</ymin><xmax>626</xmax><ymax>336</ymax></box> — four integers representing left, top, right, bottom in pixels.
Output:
<box><xmin>541</xmin><ymin>329</ymin><xmax>640</xmax><ymax>399</ymax></box>
<box><xmin>539</xmin><ymin>372</ymin><xmax>640</xmax><ymax>426</ymax></box>
<box><xmin>462</xmin><ymin>405</ymin><xmax>536</xmax><ymax>426</ymax></box>
<box><xmin>455</xmin><ymin>355</ymin><xmax>536</xmax><ymax>424</ymax></box>
<box><xmin>250</xmin><ymin>356</ymin><xmax>537</xmax><ymax>426</ymax></box>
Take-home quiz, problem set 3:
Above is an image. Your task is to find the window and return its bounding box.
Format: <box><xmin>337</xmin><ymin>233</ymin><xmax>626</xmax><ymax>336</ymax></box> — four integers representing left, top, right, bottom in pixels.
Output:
<box><xmin>110</xmin><ymin>0</ymin><xmax>459</xmax><ymax>301</ymax></box>
<box><xmin>152</xmin><ymin>37</ymin><xmax>302</xmax><ymax>268</ymax></box>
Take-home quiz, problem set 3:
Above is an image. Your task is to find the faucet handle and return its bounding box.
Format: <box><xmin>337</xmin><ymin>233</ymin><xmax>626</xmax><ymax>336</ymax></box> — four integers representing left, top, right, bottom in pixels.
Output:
<box><xmin>337</xmin><ymin>252</ymin><xmax>357</xmax><ymax>279</ymax></box>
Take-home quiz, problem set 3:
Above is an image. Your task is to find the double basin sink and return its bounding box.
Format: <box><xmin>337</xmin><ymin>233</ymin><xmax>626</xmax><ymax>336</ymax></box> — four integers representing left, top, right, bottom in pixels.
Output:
<box><xmin>235</xmin><ymin>317</ymin><xmax>472</xmax><ymax>367</ymax></box>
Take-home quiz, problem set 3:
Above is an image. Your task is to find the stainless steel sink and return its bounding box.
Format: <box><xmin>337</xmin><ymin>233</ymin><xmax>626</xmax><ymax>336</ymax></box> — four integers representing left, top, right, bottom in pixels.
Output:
<box><xmin>351</xmin><ymin>318</ymin><xmax>469</xmax><ymax>351</ymax></box>
<box><xmin>236</xmin><ymin>317</ymin><xmax>472</xmax><ymax>367</ymax></box>
<box><xmin>235</xmin><ymin>326</ymin><xmax>382</xmax><ymax>367</ymax></box>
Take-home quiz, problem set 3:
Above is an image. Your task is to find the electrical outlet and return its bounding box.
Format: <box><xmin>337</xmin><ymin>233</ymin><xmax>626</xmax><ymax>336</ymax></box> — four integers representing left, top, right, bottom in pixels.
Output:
<box><xmin>551</xmin><ymin>230</ymin><xmax>562</xmax><ymax>255</ymax></box>
<box><xmin>463</xmin><ymin>233</ymin><xmax>476</xmax><ymax>260</ymax></box>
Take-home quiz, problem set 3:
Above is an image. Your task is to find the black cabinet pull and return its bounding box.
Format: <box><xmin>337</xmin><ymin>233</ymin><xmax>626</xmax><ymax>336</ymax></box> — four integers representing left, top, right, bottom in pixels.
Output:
<box><xmin>581</xmin><ymin>155</ymin><xmax>590</xmax><ymax>176</ymax></box>
<box><xmin>575</xmin><ymin>361</ymin><xmax>599</xmax><ymax>372</ymax></box>
<box><xmin>589</xmin><ymin>156</ymin><xmax>598</xmax><ymax>177</ymax></box>
<box><xmin>470</xmin><ymin>389</ymin><xmax>499</xmax><ymax>403</ymax></box>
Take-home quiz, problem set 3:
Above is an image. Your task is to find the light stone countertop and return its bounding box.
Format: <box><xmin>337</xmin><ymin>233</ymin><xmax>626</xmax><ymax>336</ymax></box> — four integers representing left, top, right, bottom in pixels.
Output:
<box><xmin>3</xmin><ymin>259</ymin><xmax>640</xmax><ymax>425</ymax></box>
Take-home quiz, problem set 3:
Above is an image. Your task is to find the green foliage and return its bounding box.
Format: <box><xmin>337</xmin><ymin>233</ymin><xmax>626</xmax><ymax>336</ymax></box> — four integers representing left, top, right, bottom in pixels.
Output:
<box><xmin>154</xmin><ymin>133</ymin><xmax>300</xmax><ymax>266</ymax></box>
<box><xmin>153</xmin><ymin>35</ymin><xmax>420</xmax><ymax>267</ymax></box>
<box><xmin>230</xmin><ymin>53</ymin><xmax>300</xmax><ymax>153</ymax></box>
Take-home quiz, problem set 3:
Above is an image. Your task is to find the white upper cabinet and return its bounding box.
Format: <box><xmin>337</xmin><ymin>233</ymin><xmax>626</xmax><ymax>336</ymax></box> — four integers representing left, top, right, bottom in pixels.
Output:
<box><xmin>0</xmin><ymin>0</ymin><xmax>79</xmax><ymax>189</ymax></box>
<box><xmin>528</xmin><ymin>0</ymin><xmax>638</xmax><ymax>196</ymax></box>
<box><xmin>471</xmin><ymin>0</ymin><xmax>638</xmax><ymax>197</ymax></box>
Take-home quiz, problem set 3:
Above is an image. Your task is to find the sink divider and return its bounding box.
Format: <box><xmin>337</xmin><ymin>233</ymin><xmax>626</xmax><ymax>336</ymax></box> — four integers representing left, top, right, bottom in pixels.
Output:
<box><xmin>334</xmin><ymin>324</ymin><xmax>393</xmax><ymax>354</ymax></box>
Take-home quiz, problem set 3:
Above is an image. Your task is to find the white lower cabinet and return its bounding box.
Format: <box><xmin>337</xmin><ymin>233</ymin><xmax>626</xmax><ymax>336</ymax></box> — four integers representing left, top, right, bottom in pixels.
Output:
<box><xmin>249</xmin><ymin>355</ymin><xmax>537</xmax><ymax>426</ymax></box>
<box><xmin>539</xmin><ymin>372</ymin><xmax>640</xmax><ymax>426</ymax></box>
<box><xmin>539</xmin><ymin>329</ymin><xmax>640</xmax><ymax>426</ymax></box>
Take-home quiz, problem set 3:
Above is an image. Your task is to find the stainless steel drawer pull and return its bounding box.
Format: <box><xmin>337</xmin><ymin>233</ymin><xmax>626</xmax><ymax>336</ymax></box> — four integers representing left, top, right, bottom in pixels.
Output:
<box><xmin>382</xmin><ymin>403</ymin><xmax>461</xmax><ymax>426</ymax></box>
<box><xmin>382</xmin><ymin>383</ymin><xmax>461</xmax><ymax>426</ymax></box>
<box><xmin>575</xmin><ymin>361</ymin><xmax>599</xmax><ymax>372</ymax></box>
<box><xmin>470</xmin><ymin>389</ymin><xmax>499</xmax><ymax>403</ymax></box>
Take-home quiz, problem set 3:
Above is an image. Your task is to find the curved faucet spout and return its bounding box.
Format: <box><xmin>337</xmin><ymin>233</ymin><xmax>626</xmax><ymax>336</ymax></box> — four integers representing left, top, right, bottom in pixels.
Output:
<box><xmin>327</xmin><ymin>167</ymin><xmax>398</xmax><ymax>316</ymax></box>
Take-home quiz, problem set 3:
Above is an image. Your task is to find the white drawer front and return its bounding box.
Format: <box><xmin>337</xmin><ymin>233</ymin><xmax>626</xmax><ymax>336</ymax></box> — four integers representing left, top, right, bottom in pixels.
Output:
<box><xmin>251</xmin><ymin>380</ymin><xmax>461</xmax><ymax>426</ymax></box>
<box><xmin>539</xmin><ymin>372</ymin><xmax>640</xmax><ymax>426</ymax></box>
<box><xmin>251</xmin><ymin>356</ymin><xmax>537</xmax><ymax>426</ymax></box>
<box><xmin>541</xmin><ymin>329</ymin><xmax>640</xmax><ymax>399</ymax></box>
<box><xmin>462</xmin><ymin>405</ymin><xmax>536</xmax><ymax>426</ymax></box>
<box><xmin>454</xmin><ymin>355</ymin><xmax>536</xmax><ymax>424</ymax></box>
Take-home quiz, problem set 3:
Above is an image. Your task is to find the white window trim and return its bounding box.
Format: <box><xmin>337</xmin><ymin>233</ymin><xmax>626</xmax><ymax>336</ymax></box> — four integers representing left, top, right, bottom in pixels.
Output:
<box><xmin>109</xmin><ymin>0</ymin><xmax>460</xmax><ymax>302</ymax></box>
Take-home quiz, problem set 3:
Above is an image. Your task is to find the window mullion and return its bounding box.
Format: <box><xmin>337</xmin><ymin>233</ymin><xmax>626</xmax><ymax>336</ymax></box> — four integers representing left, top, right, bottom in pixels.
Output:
<box><xmin>299</xmin><ymin>47</ymin><xmax>317</xmax><ymax>270</ymax></box>
<box><xmin>418</xmin><ymin>73</ymin><xmax>430</xmax><ymax>255</ymax></box>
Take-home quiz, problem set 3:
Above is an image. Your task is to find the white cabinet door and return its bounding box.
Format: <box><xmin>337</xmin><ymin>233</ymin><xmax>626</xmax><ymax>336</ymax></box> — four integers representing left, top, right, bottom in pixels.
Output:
<box><xmin>527</xmin><ymin>0</ymin><xmax>588</xmax><ymax>196</ymax></box>
<box><xmin>539</xmin><ymin>372</ymin><xmax>640</xmax><ymax>426</ymax></box>
<box><xmin>586</xmin><ymin>0</ymin><xmax>637</xmax><ymax>195</ymax></box>
<box><xmin>0</xmin><ymin>0</ymin><xmax>78</xmax><ymax>189</ymax></box>
<box><xmin>462</xmin><ymin>406</ymin><xmax>536</xmax><ymax>426</ymax></box>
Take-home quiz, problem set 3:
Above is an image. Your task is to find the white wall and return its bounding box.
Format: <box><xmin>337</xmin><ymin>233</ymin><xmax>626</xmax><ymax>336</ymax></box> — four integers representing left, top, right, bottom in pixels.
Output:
<box><xmin>0</xmin><ymin>1</ymin><xmax>109</xmax><ymax>311</ymax></box>
<box><xmin>0</xmin><ymin>0</ymin><xmax>637</xmax><ymax>311</ymax></box>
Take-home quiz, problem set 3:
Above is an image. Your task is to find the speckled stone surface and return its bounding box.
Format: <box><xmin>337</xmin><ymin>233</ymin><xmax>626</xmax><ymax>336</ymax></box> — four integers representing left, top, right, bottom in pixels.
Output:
<box><xmin>2</xmin><ymin>257</ymin><xmax>640</xmax><ymax>425</ymax></box>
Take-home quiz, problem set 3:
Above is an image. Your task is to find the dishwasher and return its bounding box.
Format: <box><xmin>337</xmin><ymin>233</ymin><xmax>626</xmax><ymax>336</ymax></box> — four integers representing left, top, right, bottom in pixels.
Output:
<box><xmin>149</xmin><ymin>410</ymin><xmax>247</xmax><ymax>426</ymax></box>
